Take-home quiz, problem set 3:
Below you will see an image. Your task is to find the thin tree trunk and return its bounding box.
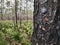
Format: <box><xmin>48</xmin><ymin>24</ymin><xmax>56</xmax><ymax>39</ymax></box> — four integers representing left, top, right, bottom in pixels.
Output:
<box><xmin>15</xmin><ymin>0</ymin><xmax>18</xmax><ymax>24</ymax></box>
<box><xmin>26</xmin><ymin>0</ymin><xmax>28</xmax><ymax>23</ymax></box>
<box><xmin>1</xmin><ymin>0</ymin><xmax>3</xmax><ymax>20</ymax></box>
<box><xmin>20</xmin><ymin>0</ymin><xmax>22</xmax><ymax>27</ymax></box>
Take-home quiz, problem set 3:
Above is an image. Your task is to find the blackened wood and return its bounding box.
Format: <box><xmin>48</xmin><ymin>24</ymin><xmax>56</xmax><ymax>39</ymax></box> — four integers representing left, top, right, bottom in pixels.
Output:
<box><xmin>32</xmin><ymin>0</ymin><xmax>58</xmax><ymax>45</ymax></box>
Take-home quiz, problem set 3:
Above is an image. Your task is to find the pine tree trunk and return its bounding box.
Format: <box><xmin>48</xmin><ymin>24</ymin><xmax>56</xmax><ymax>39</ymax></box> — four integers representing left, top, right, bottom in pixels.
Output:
<box><xmin>32</xmin><ymin>0</ymin><xmax>58</xmax><ymax>45</ymax></box>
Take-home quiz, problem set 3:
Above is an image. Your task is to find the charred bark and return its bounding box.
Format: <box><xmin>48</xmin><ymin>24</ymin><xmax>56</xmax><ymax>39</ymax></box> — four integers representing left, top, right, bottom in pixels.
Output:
<box><xmin>32</xmin><ymin>0</ymin><xmax>59</xmax><ymax>45</ymax></box>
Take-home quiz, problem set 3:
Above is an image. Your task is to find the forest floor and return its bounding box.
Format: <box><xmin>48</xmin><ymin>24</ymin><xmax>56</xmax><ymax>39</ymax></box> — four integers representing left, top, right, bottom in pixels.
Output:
<box><xmin>0</xmin><ymin>20</ymin><xmax>33</xmax><ymax>45</ymax></box>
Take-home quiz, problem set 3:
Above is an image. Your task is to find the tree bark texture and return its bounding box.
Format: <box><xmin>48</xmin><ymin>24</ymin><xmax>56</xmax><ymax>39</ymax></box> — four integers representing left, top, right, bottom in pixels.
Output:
<box><xmin>32</xmin><ymin>0</ymin><xmax>60</xmax><ymax>45</ymax></box>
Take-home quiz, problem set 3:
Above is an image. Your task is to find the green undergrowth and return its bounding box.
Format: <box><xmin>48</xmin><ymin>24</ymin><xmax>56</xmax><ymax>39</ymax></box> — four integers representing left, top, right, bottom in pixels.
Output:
<box><xmin>0</xmin><ymin>20</ymin><xmax>33</xmax><ymax>45</ymax></box>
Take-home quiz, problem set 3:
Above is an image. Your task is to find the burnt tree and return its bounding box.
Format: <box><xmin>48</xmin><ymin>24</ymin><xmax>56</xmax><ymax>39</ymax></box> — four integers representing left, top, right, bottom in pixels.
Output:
<box><xmin>54</xmin><ymin>0</ymin><xmax>60</xmax><ymax>45</ymax></box>
<box><xmin>32</xmin><ymin>0</ymin><xmax>60</xmax><ymax>45</ymax></box>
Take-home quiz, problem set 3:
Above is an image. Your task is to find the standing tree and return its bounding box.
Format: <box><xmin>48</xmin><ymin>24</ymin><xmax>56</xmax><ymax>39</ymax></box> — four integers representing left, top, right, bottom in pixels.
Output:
<box><xmin>0</xmin><ymin>0</ymin><xmax>4</xmax><ymax>20</ymax></box>
<box><xmin>20</xmin><ymin>0</ymin><xmax>22</xmax><ymax>26</ymax></box>
<box><xmin>15</xmin><ymin>0</ymin><xmax>18</xmax><ymax>24</ymax></box>
<box><xmin>32</xmin><ymin>0</ymin><xmax>58</xmax><ymax>45</ymax></box>
<box><xmin>54</xmin><ymin>0</ymin><xmax>60</xmax><ymax>45</ymax></box>
<box><xmin>26</xmin><ymin>0</ymin><xmax>28</xmax><ymax>22</ymax></box>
